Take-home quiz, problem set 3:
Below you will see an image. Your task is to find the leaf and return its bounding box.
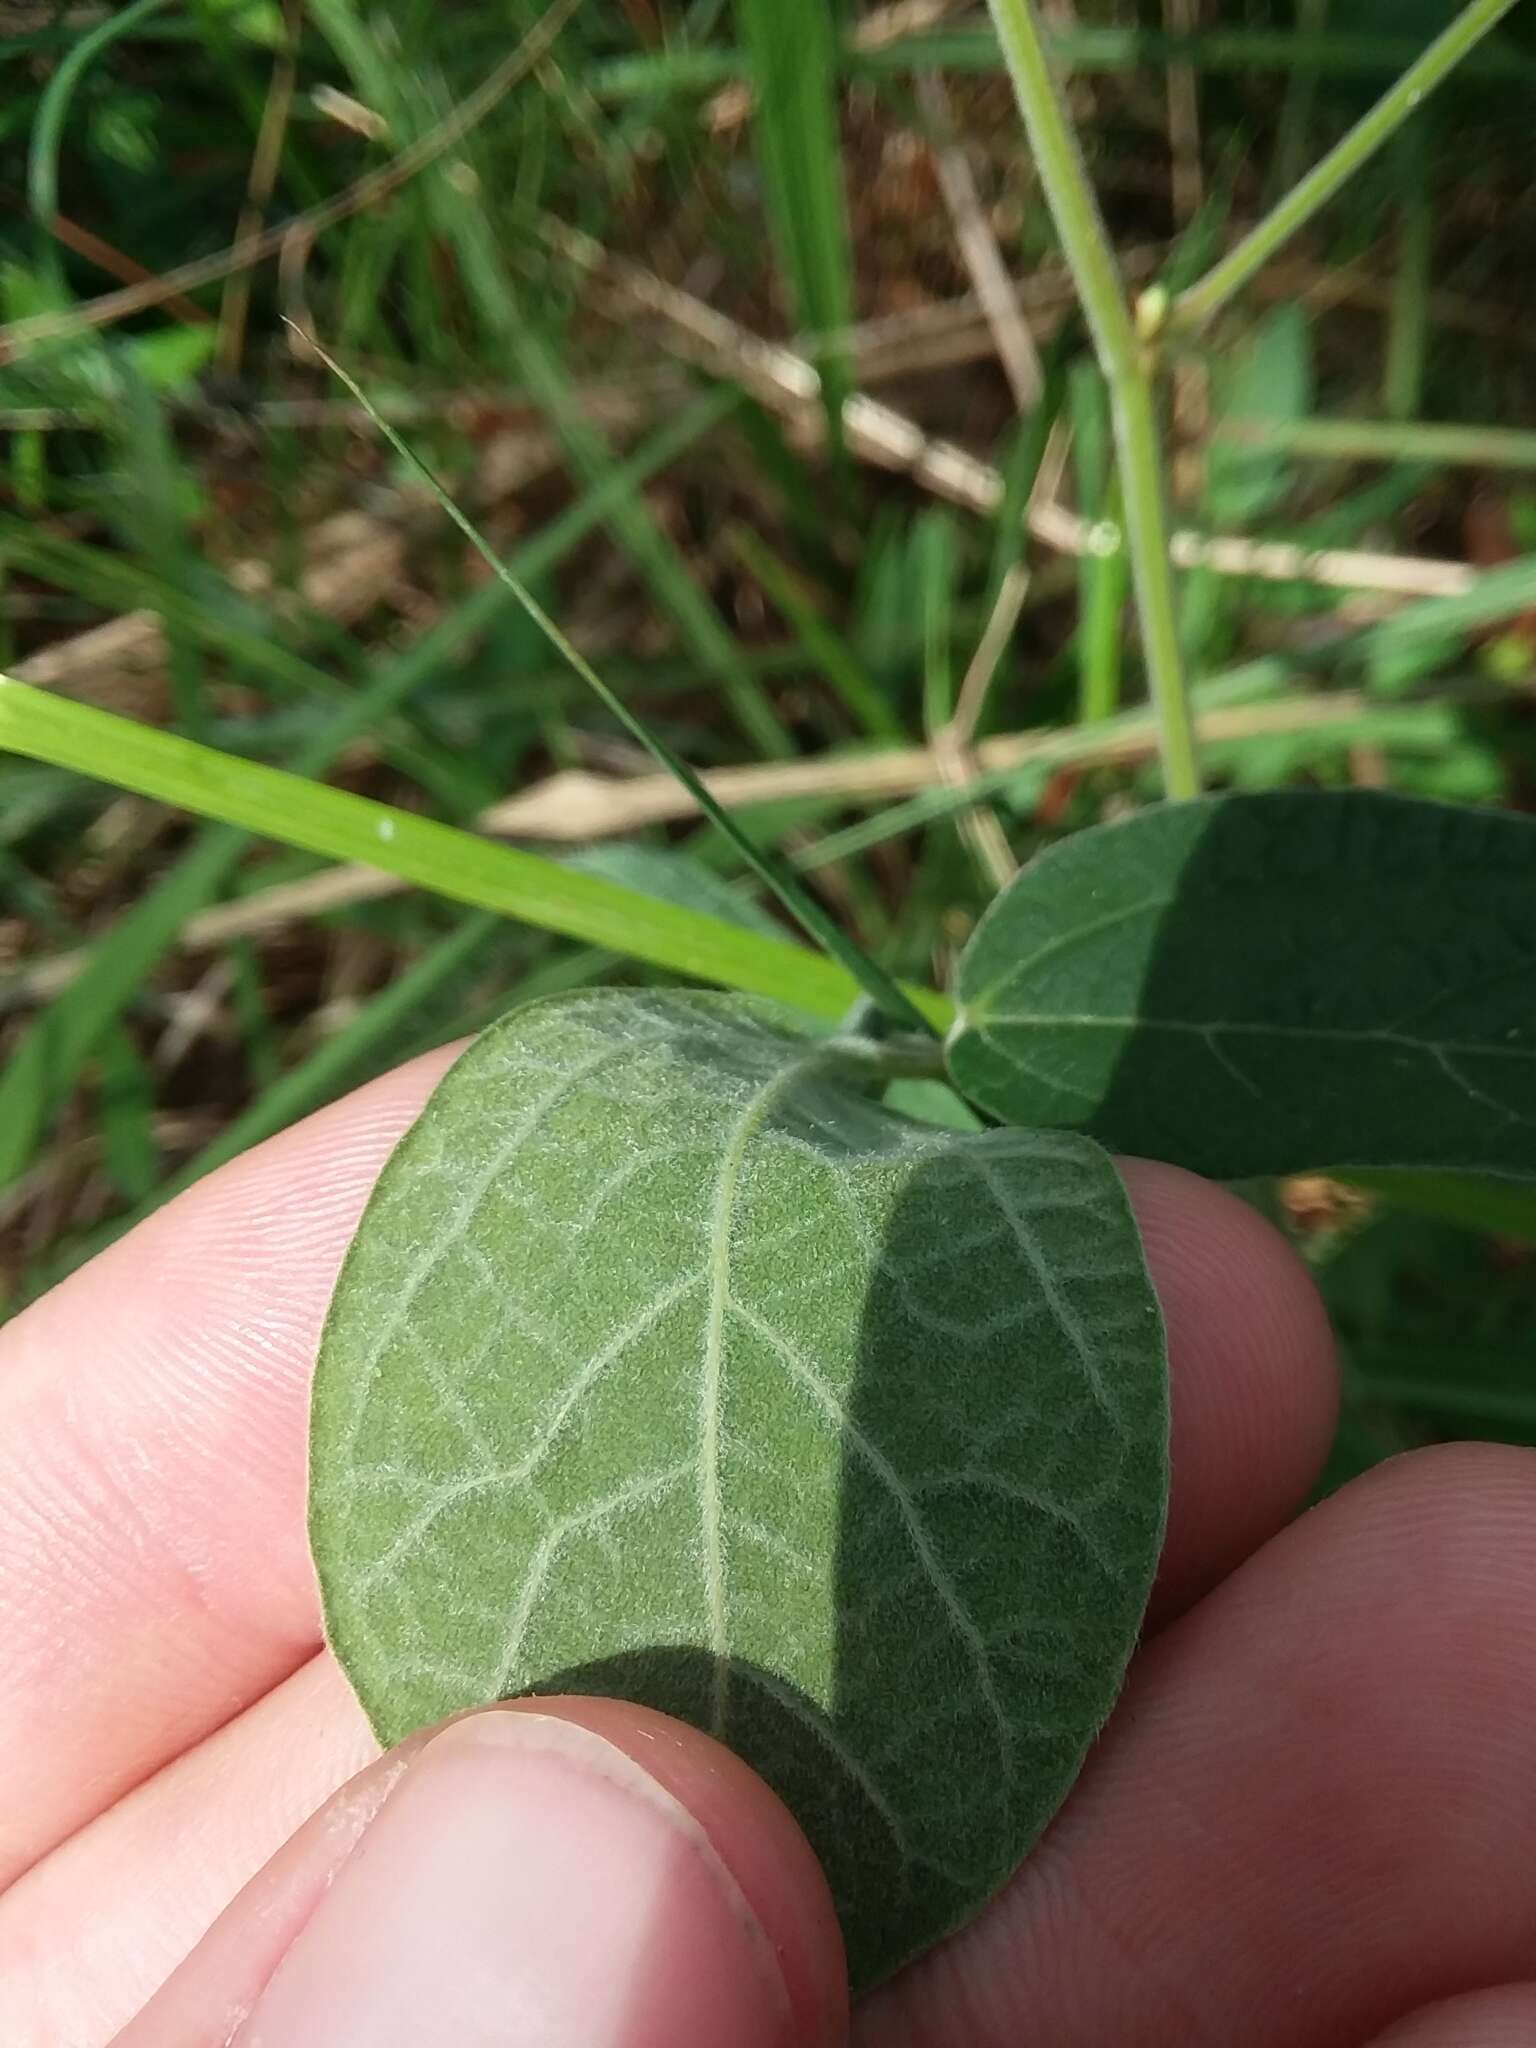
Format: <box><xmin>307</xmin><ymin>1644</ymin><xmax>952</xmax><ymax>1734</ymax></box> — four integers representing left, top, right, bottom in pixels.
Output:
<box><xmin>1204</xmin><ymin>306</ymin><xmax>1313</xmax><ymax>527</ymax></box>
<box><xmin>311</xmin><ymin>990</ymin><xmax>1167</xmax><ymax>1985</ymax></box>
<box><xmin>205</xmin><ymin>0</ymin><xmax>288</xmax><ymax>43</ymax></box>
<box><xmin>95</xmin><ymin>1023</ymin><xmax>159</xmax><ymax>1202</ymax></box>
<box><xmin>127</xmin><ymin>325</ymin><xmax>217</xmax><ymax>393</ymax></box>
<box><xmin>559</xmin><ymin>842</ymin><xmax>783</xmax><ymax>940</ymax></box>
<box><xmin>947</xmin><ymin>790</ymin><xmax>1536</xmax><ymax>1181</ymax></box>
<box><xmin>882</xmin><ymin>1076</ymin><xmax>986</xmax><ymax>1132</ymax></box>
<box><xmin>89</xmin><ymin>95</ymin><xmax>160</xmax><ymax>175</ymax></box>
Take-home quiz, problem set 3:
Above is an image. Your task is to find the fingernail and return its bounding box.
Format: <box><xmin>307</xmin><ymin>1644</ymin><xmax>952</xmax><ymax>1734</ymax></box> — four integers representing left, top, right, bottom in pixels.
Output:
<box><xmin>235</xmin><ymin>1710</ymin><xmax>794</xmax><ymax>2048</ymax></box>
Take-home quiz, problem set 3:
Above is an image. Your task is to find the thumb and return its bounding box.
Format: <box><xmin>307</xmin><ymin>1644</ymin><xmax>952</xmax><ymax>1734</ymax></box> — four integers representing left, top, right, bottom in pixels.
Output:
<box><xmin>115</xmin><ymin>1699</ymin><xmax>849</xmax><ymax>2048</ymax></box>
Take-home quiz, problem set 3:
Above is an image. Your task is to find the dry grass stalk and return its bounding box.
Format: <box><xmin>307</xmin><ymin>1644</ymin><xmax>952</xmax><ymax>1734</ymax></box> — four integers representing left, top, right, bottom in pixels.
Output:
<box><xmin>541</xmin><ymin>218</ymin><xmax>1479</xmax><ymax>605</ymax></box>
<box><xmin>914</xmin><ymin>72</ymin><xmax>1045</xmax><ymax>410</ymax></box>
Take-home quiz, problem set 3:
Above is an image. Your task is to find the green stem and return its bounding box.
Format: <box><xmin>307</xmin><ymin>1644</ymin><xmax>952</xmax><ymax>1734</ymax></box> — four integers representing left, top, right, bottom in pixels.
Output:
<box><xmin>985</xmin><ymin>0</ymin><xmax>1200</xmax><ymax>799</ymax></box>
<box><xmin>1110</xmin><ymin>374</ymin><xmax>1199</xmax><ymax>794</ymax></box>
<box><xmin>984</xmin><ymin>0</ymin><xmax>1134</xmax><ymax>372</ymax></box>
<box><xmin>1173</xmin><ymin>0</ymin><xmax>1520</xmax><ymax>333</ymax></box>
<box><xmin>0</xmin><ymin>675</ymin><xmax>952</xmax><ymax>1032</ymax></box>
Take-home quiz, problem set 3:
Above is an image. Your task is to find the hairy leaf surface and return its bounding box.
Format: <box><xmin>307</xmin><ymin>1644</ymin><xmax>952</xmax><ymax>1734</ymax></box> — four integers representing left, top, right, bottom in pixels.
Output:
<box><xmin>311</xmin><ymin>990</ymin><xmax>1167</xmax><ymax>1984</ymax></box>
<box><xmin>948</xmin><ymin>790</ymin><xmax>1536</xmax><ymax>1180</ymax></box>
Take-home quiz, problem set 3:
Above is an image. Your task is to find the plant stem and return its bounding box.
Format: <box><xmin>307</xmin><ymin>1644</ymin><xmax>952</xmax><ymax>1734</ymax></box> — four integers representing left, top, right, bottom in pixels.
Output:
<box><xmin>1103</xmin><ymin>375</ymin><xmax>1199</xmax><ymax>793</ymax></box>
<box><xmin>0</xmin><ymin>674</ymin><xmax>953</xmax><ymax>1033</ymax></box>
<box><xmin>985</xmin><ymin>0</ymin><xmax>1200</xmax><ymax>800</ymax></box>
<box><xmin>1172</xmin><ymin>0</ymin><xmax>1520</xmax><ymax>333</ymax></box>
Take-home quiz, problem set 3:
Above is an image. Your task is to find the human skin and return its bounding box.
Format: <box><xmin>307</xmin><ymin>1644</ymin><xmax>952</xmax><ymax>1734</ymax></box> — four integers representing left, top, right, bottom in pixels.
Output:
<box><xmin>2</xmin><ymin>1048</ymin><xmax>1535</xmax><ymax>2045</ymax></box>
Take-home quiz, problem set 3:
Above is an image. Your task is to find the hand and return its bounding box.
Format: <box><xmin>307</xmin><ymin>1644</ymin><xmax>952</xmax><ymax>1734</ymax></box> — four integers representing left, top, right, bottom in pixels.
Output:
<box><xmin>2</xmin><ymin>1050</ymin><xmax>1532</xmax><ymax>2048</ymax></box>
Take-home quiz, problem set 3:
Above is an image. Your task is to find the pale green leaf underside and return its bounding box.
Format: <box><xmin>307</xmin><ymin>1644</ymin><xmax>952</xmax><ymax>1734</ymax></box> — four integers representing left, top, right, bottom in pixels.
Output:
<box><xmin>948</xmin><ymin>790</ymin><xmax>1536</xmax><ymax>1182</ymax></box>
<box><xmin>311</xmin><ymin>990</ymin><xmax>1167</xmax><ymax>1985</ymax></box>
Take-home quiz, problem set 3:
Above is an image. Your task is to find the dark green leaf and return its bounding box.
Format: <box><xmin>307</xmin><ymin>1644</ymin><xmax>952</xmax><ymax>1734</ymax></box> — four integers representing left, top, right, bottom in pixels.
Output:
<box><xmin>311</xmin><ymin>991</ymin><xmax>1167</xmax><ymax>1985</ymax></box>
<box><xmin>559</xmin><ymin>842</ymin><xmax>783</xmax><ymax>940</ymax></box>
<box><xmin>947</xmin><ymin>791</ymin><xmax>1536</xmax><ymax>1179</ymax></box>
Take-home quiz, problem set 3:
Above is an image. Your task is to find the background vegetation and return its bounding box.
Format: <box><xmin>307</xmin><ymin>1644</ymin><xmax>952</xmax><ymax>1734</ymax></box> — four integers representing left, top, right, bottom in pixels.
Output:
<box><xmin>4</xmin><ymin>0</ymin><xmax>1536</xmax><ymax>1489</ymax></box>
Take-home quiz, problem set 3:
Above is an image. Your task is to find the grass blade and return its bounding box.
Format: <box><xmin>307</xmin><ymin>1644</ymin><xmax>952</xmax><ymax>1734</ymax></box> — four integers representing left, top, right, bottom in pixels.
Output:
<box><xmin>727</xmin><ymin>526</ymin><xmax>908</xmax><ymax>742</ymax></box>
<box><xmin>0</xmin><ymin>829</ymin><xmax>240</xmax><ymax>1186</ymax></box>
<box><xmin>20</xmin><ymin>929</ymin><xmax>616</xmax><ymax>1299</ymax></box>
<box><xmin>733</xmin><ymin>0</ymin><xmax>856</xmax><ymax>446</ymax></box>
<box><xmin>916</xmin><ymin>509</ymin><xmax>959</xmax><ymax>739</ymax></box>
<box><xmin>0</xmin><ymin>394</ymin><xmax>744</xmax><ymax>1185</ymax></box>
<box><xmin>0</xmin><ymin>675</ymin><xmax>950</xmax><ymax>1032</ymax></box>
<box><xmin>27</xmin><ymin>0</ymin><xmax>176</xmax><ymax>223</ymax></box>
<box><xmin>310</xmin><ymin>338</ymin><xmax>936</xmax><ymax>1036</ymax></box>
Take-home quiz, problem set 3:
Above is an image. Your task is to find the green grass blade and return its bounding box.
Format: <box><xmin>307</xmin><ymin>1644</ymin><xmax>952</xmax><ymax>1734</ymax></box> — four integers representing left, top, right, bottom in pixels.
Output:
<box><xmin>789</xmin><ymin>674</ymin><xmax>1459</xmax><ymax>874</ymax></box>
<box><xmin>0</xmin><ymin>521</ymin><xmax>478</xmax><ymax>808</ymax></box>
<box><xmin>118</xmin><ymin>372</ymin><xmax>208</xmax><ymax>739</ymax></box>
<box><xmin>313</xmin><ymin>340</ymin><xmax>936</xmax><ymax>1036</ymax></box>
<box><xmin>733</xmin><ymin>0</ymin><xmax>856</xmax><ymax>446</ymax></box>
<box><xmin>95</xmin><ymin>1023</ymin><xmax>159</xmax><ymax>1202</ymax></box>
<box><xmin>1383</xmin><ymin>135</ymin><xmax>1433</xmax><ymax>423</ymax></box>
<box><xmin>181</xmin><ymin>910</ymin><xmax>503</xmax><ymax>1186</ymax></box>
<box><xmin>0</xmin><ymin>677</ymin><xmax>950</xmax><ymax>1031</ymax></box>
<box><xmin>916</xmin><ymin>509</ymin><xmax>958</xmax><ymax>738</ymax></box>
<box><xmin>1366</xmin><ymin>554</ymin><xmax>1536</xmax><ymax>675</ymax></box>
<box><xmin>727</xmin><ymin>526</ymin><xmax>908</xmax><ymax>742</ymax></box>
<box><xmin>1349</xmin><ymin>1346</ymin><xmax>1536</xmax><ymax>1429</ymax></box>
<box><xmin>0</xmin><ymin>395</ymin><xmax>745</xmax><ymax>1187</ymax></box>
<box><xmin>591</xmin><ymin>27</ymin><xmax>1536</xmax><ymax>99</ymax></box>
<box><xmin>20</xmin><ymin>929</ymin><xmax>618</xmax><ymax>1299</ymax></box>
<box><xmin>506</xmin><ymin>327</ymin><xmax>792</xmax><ymax>762</ymax></box>
<box><xmin>0</xmin><ymin>827</ymin><xmax>240</xmax><ymax>1186</ymax></box>
<box><xmin>27</xmin><ymin>0</ymin><xmax>175</xmax><ymax>223</ymax></box>
<box><xmin>298</xmin><ymin>0</ymin><xmax>789</xmax><ymax>758</ymax></box>
<box><xmin>1172</xmin><ymin>0</ymin><xmax>1522</xmax><ymax>333</ymax></box>
<box><xmin>984</xmin><ymin>348</ymin><xmax>1071</xmax><ymax>606</ymax></box>
<box><xmin>1215</xmin><ymin>417</ymin><xmax>1536</xmax><ymax>474</ymax></box>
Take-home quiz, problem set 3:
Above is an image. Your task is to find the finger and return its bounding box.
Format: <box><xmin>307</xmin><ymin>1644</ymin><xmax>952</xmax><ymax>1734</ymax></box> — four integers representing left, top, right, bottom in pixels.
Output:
<box><xmin>112</xmin><ymin>1701</ymin><xmax>847</xmax><ymax>2048</ymax></box>
<box><xmin>1366</xmin><ymin>1986</ymin><xmax>1536</xmax><ymax>2046</ymax></box>
<box><xmin>858</xmin><ymin>1444</ymin><xmax>1536</xmax><ymax>2048</ymax></box>
<box><xmin>0</xmin><ymin>1655</ymin><xmax>376</xmax><ymax>2048</ymax></box>
<box><xmin>1</xmin><ymin>1176</ymin><xmax>1334</xmax><ymax>2044</ymax></box>
<box><xmin>0</xmin><ymin>1045</ymin><xmax>458</xmax><ymax>1885</ymax></box>
<box><xmin>0</xmin><ymin>1074</ymin><xmax>1334</xmax><ymax>1887</ymax></box>
<box><xmin>1117</xmin><ymin>1158</ymin><xmax>1336</xmax><ymax>1623</ymax></box>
